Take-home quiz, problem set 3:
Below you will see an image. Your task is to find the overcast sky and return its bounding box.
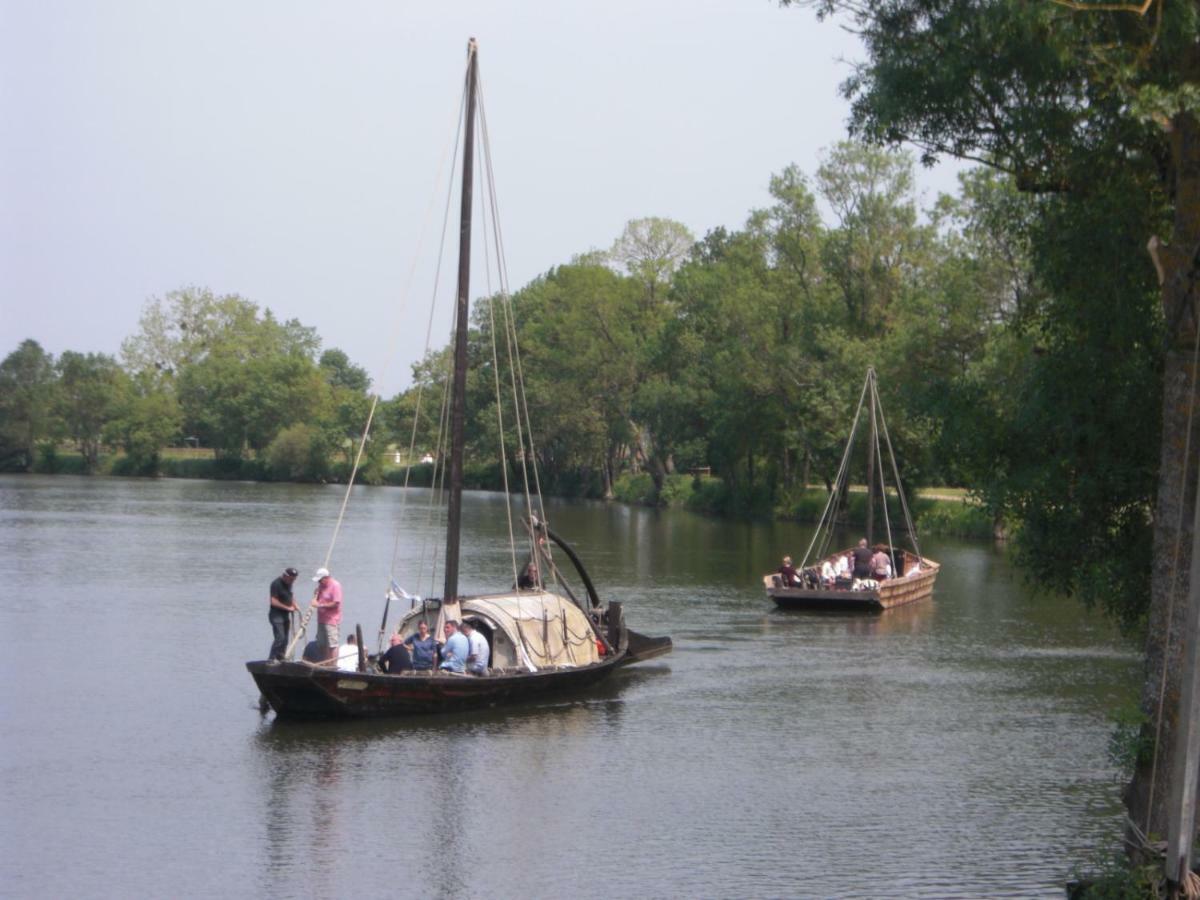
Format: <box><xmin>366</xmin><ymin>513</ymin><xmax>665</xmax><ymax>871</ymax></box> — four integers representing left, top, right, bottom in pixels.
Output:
<box><xmin>1</xmin><ymin>1</ymin><xmax>966</xmax><ymax>395</ymax></box>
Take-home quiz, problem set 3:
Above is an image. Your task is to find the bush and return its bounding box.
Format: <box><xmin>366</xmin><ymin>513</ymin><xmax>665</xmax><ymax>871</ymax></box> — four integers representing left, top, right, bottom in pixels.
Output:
<box><xmin>32</xmin><ymin>445</ymin><xmax>88</xmax><ymax>475</ymax></box>
<box><xmin>913</xmin><ymin>500</ymin><xmax>994</xmax><ymax>539</ymax></box>
<box><xmin>685</xmin><ymin>475</ymin><xmax>731</xmax><ymax>515</ymax></box>
<box><xmin>159</xmin><ymin>456</ymin><xmax>267</xmax><ymax>480</ymax></box>
<box><xmin>382</xmin><ymin>463</ymin><xmax>434</xmax><ymax>488</ymax></box>
<box><xmin>264</xmin><ymin>425</ymin><xmax>330</xmax><ymax>482</ymax></box>
<box><xmin>612</xmin><ymin>472</ymin><xmax>656</xmax><ymax>505</ymax></box>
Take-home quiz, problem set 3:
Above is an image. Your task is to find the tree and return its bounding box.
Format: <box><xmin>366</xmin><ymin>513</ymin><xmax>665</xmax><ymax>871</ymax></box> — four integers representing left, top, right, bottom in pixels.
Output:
<box><xmin>122</xmin><ymin>286</ymin><xmax>319</xmax><ymax>382</ymax></box>
<box><xmin>0</xmin><ymin>340</ymin><xmax>56</xmax><ymax>471</ymax></box>
<box><xmin>785</xmin><ymin>0</ymin><xmax>1196</xmax><ymax>845</ymax></box>
<box><xmin>816</xmin><ymin>142</ymin><xmax>923</xmax><ymax>329</ymax></box>
<box><xmin>178</xmin><ymin>350</ymin><xmax>327</xmax><ymax>459</ymax></box>
<box><xmin>608</xmin><ymin>217</ymin><xmax>695</xmax><ymax>302</ymax></box>
<box><xmin>55</xmin><ymin>351</ymin><xmax>125</xmax><ymax>472</ymax></box>
<box><xmin>104</xmin><ymin>373</ymin><xmax>183</xmax><ymax>474</ymax></box>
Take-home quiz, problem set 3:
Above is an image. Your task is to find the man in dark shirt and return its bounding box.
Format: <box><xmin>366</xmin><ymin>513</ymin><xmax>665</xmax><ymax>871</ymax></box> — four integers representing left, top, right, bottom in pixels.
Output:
<box><xmin>852</xmin><ymin>539</ymin><xmax>874</xmax><ymax>579</ymax></box>
<box><xmin>268</xmin><ymin>567</ymin><xmax>300</xmax><ymax>661</ymax></box>
<box><xmin>379</xmin><ymin>634</ymin><xmax>413</xmax><ymax>673</ymax></box>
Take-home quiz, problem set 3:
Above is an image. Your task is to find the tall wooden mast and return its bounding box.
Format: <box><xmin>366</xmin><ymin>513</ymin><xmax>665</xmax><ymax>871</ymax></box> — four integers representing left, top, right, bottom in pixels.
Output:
<box><xmin>864</xmin><ymin>367</ymin><xmax>877</xmax><ymax>545</ymax></box>
<box><xmin>443</xmin><ymin>38</ymin><xmax>478</xmax><ymax>605</ymax></box>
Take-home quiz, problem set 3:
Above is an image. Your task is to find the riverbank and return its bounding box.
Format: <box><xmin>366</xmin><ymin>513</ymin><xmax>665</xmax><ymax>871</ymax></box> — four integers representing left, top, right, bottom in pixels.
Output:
<box><xmin>25</xmin><ymin>448</ymin><xmax>995</xmax><ymax>539</ymax></box>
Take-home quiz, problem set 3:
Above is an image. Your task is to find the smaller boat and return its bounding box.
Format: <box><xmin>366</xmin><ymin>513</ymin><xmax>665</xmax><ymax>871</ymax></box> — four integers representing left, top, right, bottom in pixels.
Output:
<box><xmin>763</xmin><ymin>367</ymin><xmax>940</xmax><ymax>611</ymax></box>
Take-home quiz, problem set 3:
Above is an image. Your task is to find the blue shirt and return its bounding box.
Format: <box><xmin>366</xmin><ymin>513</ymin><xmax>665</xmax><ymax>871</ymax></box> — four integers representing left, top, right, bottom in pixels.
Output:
<box><xmin>404</xmin><ymin>634</ymin><xmax>437</xmax><ymax>669</ymax></box>
<box><xmin>439</xmin><ymin>632</ymin><xmax>469</xmax><ymax>673</ymax></box>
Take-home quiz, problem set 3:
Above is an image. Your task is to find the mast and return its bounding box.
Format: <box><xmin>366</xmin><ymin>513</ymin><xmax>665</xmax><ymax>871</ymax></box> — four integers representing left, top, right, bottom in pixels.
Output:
<box><xmin>443</xmin><ymin>38</ymin><xmax>478</xmax><ymax>605</ymax></box>
<box><xmin>865</xmin><ymin>368</ymin><xmax>877</xmax><ymax>545</ymax></box>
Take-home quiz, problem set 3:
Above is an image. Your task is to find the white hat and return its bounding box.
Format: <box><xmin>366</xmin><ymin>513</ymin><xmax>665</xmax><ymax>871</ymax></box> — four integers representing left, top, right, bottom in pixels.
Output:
<box><xmin>313</xmin><ymin>567</ymin><xmax>331</xmax><ymax>582</ymax></box>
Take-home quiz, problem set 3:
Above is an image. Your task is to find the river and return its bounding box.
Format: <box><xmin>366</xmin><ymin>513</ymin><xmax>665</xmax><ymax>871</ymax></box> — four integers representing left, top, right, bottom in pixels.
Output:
<box><xmin>0</xmin><ymin>475</ymin><xmax>1138</xmax><ymax>898</ymax></box>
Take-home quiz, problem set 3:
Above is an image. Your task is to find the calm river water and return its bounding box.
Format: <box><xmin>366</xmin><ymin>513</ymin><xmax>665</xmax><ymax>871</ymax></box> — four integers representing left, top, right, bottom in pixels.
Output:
<box><xmin>0</xmin><ymin>475</ymin><xmax>1138</xmax><ymax>898</ymax></box>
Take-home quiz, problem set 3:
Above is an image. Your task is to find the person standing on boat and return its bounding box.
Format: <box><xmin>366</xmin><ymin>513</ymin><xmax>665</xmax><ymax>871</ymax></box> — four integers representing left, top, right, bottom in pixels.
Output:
<box><xmin>268</xmin><ymin>567</ymin><xmax>300</xmax><ymax>660</ymax></box>
<box><xmin>312</xmin><ymin>567</ymin><xmax>343</xmax><ymax>663</ymax></box>
<box><xmin>778</xmin><ymin>556</ymin><xmax>800</xmax><ymax>587</ymax></box>
<box><xmin>461</xmin><ymin>620</ymin><xmax>490</xmax><ymax>675</ymax></box>
<box><xmin>852</xmin><ymin>539</ymin><xmax>874</xmax><ymax>579</ymax></box>
<box><xmin>870</xmin><ymin>546</ymin><xmax>893</xmax><ymax>580</ymax></box>
<box><xmin>403</xmin><ymin>620</ymin><xmax>437</xmax><ymax>670</ymax></box>
<box><xmin>439</xmin><ymin>621</ymin><xmax>469</xmax><ymax>673</ymax></box>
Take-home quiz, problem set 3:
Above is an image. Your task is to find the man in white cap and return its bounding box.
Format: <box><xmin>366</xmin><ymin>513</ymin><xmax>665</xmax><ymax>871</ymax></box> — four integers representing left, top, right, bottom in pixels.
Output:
<box><xmin>312</xmin><ymin>567</ymin><xmax>343</xmax><ymax>663</ymax></box>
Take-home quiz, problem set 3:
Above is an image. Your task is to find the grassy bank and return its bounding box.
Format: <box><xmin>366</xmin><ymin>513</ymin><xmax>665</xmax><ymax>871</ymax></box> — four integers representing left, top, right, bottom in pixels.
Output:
<box><xmin>29</xmin><ymin>449</ymin><xmax>994</xmax><ymax>540</ymax></box>
<box><xmin>612</xmin><ymin>472</ymin><xmax>995</xmax><ymax>539</ymax></box>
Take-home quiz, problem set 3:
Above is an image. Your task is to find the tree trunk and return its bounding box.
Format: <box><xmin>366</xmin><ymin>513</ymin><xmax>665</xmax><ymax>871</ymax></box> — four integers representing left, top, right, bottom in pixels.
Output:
<box><xmin>1125</xmin><ymin>103</ymin><xmax>1200</xmax><ymax>848</ymax></box>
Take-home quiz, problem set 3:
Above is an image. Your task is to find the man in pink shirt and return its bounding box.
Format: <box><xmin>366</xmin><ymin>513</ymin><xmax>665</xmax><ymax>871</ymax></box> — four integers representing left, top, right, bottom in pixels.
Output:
<box><xmin>312</xmin><ymin>567</ymin><xmax>343</xmax><ymax>663</ymax></box>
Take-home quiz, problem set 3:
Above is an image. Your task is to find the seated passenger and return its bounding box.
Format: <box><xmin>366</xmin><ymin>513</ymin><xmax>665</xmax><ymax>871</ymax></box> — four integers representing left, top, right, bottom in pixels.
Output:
<box><xmin>404</xmin><ymin>620</ymin><xmax>437</xmax><ymax>670</ymax></box>
<box><xmin>379</xmin><ymin>633</ymin><xmax>413</xmax><ymax>673</ymax></box>
<box><xmin>439</xmin><ymin>621</ymin><xmax>469</xmax><ymax>673</ymax></box>
<box><xmin>336</xmin><ymin>634</ymin><xmax>361</xmax><ymax>672</ymax></box>
<box><xmin>302</xmin><ymin>639</ymin><xmax>323</xmax><ymax>663</ymax></box>
<box><xmin>778</xmin><ymin>556</ymin><xmax>800</xmax><ymax>587</ymax></box>
<box><xmin>834</xmin><ymin>554</ymin><xmax>851</xmax><ymax>579</ymax></box>
<box><xmin>461</xmin><ymin>620</ymin><xmax>490</xmax><ymax>675</ymax></box>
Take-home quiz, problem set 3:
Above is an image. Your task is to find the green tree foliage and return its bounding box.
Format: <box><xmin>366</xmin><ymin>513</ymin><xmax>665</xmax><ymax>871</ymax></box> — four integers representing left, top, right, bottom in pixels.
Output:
<box><xmin>54</xmin><ymin>351</ymin><xmax>125</xmax><ymax>472</ymax></box>
<box><xmin>265</xmin><ymin>423</ymin><xmax>332</xmax><ymax>482</ymax></box>
<box><xmin>122</xmin><ymin>286</ymin><xmax>318</xmax><ymax>380</ymax></box>
<box><xmin>104</xmin><ymin>373</ymin><xmax>183</xmax><ymax>474</ymax></box>
<box><xmin>178</xmin><ymin>350</ymin><xmax>328</xmax><ymax>459</ymax></box>
<box><xmin>0</xmin><ymin>340</ymin><xmax>56</xmax><ymax>471</ymax></box>
<box><xmin>608</xmin><ymin>217</ymin><xmax>695</xmax><ymax>301</ymax></box>
<box><xmin>505</xmin><ymin>263</ymin><xmax>655</xmax><ymax>496</ymax></box>
<box><xmin>783</xmin><ymin>0</ymin><xmax>1194</xmax><ymax>845</ymax></box>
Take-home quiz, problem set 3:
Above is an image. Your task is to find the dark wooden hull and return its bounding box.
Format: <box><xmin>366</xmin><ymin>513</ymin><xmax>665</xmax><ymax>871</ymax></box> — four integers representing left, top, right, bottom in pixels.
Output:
<box><xmin>623</xmin><ymin>629</ymin><xmax>672</xmax><ymax>665</ymax></box>
<box><xmin>249</xmin><ymin>653</ymin><xmax>631</xmax><ymax>720</ymax></box>
<box><xmin>764</xmin><ymin>559</ymin><xmax>940</xmax><ymax>612</ymax></box>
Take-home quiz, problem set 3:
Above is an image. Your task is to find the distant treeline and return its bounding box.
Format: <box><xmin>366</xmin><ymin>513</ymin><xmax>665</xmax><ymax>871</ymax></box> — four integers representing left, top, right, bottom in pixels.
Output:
<box><xmin>1</xmin><ymin>141</ymin><xmax>1160</xmax><ymax>626</ymax></box>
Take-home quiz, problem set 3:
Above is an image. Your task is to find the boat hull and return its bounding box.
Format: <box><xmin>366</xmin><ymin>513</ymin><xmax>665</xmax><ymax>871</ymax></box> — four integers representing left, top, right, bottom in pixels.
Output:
<box><xmin>249</xmin><ymin>654</ymin><xmax>631</xmax><ymax>720</ymax></box>
<box><xmin>764</xmin><ymin>560</ymin><xmax>939</xmax><ymax>612</ymax></box>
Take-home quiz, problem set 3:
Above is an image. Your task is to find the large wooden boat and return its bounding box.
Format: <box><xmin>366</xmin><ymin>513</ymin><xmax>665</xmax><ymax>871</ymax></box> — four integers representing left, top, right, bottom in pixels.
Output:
<box><xmin>248</xmin><ymin>40</ymin><xmax>670</xmax><ymax>719</ymax></box>
<box><xmin>763</xmin><ymin>367</ymin><xmax>940</xmax><ymax>612</ymax></box>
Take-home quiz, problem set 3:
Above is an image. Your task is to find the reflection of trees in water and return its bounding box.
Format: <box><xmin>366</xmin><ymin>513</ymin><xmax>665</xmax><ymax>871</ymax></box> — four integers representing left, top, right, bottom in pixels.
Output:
<box><xmin>254</xmin><ymin>727</ymin><xmax>345</xmax><ymax>898</ymax></box>
<box><xmin>758</xmin><ymin>599</ymin><xmax>934</xmax><ymax>637</ymax></box>
<box><xmin>248</xmin><ymin>693</ymin><xmax>639</xmax><ymax>897</ymax></box>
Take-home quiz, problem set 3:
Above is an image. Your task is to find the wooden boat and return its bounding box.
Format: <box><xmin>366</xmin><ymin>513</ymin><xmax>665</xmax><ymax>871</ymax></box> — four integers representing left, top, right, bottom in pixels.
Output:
<box><xmin>763</xmin><ymin>549</ymin><xmax>940</xmax><ymax>611</ymax></box>
<box><xmin>248</xmin><ymin>40</ymin><xmax>670</xmax><ymax>719</ymax></box>
<box><xmin>763</xmin><ymin>367</ymin><xmax>940</xmax><ymax>612</ymax></box>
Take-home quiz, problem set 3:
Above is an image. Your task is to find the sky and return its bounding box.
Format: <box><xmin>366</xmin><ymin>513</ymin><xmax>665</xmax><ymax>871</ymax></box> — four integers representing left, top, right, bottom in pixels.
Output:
<box><xmin>1</xmin><ymin>1</ymin><xmax>967</xmax><ymax>396</ymax></box>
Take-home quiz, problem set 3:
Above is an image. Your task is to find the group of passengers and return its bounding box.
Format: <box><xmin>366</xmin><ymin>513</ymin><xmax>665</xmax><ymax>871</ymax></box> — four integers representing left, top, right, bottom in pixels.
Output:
<box><xmin>777</xmin><ymin>538</ymin><xmax>908</xmax><ymax>590</ymax></box>
<box><xmin>360</xmin><ymin>618</ymin><xmax>491</xmax><ymax>676</ymax></box>
<box><xmin>266</xmin><ymin>565</ymin><xmax>491</xmax><ymax>675</ymax></box>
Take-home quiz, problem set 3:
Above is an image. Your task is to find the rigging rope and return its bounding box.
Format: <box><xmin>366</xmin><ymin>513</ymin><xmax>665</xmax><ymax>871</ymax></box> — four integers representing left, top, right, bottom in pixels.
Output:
<box><xmin>387</xmin><ymin>71</ymin><xmax>468</xmax><ymax>603</ymax></box>
<box><xmin>877</xmin><ymin>386</ymin><xmax>923</xmax><ymax>563</ymax></box>
<box><xmin>870</xmin><ymin>374</ymin><xmax>897</xmax><ymax>560</ymax></box>
<box><xmin>800</xmin><ymin>371</ymin><xmax>871</xmax><ymax>568</ymax></box>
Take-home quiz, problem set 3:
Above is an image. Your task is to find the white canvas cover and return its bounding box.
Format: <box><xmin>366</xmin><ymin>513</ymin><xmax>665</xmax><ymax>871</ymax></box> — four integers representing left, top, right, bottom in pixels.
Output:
<box><xmin>401</xmin><ymin>592</ymin><xmax>600</xmax><ymax>672</ymax></box>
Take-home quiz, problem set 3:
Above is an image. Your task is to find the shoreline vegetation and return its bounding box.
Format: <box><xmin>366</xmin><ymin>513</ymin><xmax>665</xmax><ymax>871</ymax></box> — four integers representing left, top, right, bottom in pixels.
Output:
<box><xmin>22</xmin><ymin>446</ymin><xmax>996</xmax><ymax>539</ymax></box>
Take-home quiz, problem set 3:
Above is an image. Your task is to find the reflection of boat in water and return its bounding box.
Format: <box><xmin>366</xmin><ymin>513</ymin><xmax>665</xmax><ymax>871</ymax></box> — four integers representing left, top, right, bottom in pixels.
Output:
<box><xmin>763</xmin><ymin>367</ymin><xmax>940</xmax><ymax>612</ymax></box>
<box><xmin>248</xmin><ymin>40</ymin><xmax>669</xmax><ymax>720</ymax></box>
